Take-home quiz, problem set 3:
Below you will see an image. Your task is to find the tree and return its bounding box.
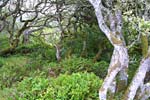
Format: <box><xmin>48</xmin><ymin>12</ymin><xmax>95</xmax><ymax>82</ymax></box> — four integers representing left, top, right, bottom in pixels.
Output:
<box><xmin>88</xmin><ymin>0</ymin><xmax>150</xmax><ymax>100</ymax></box>
<box><xmin>123</xmin><ymin>1</ymin><xmax>150</xmax><ymax>99</ymax></box>
<box><xmin>0</xmin><ymin>0</ymin><xmax>54</xmax><ymax>55</ymax></box>
<box><xmin>88</xmin><ymin>0</ymin><xmax>129</xmax><ymax>99</ymax></box>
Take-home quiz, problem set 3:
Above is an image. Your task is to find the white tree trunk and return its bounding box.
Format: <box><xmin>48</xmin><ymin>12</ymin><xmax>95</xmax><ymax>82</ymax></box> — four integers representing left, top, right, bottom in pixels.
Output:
<box><xmin>135</xmin><ymin>83</ymin><xmax>150</xmax><ymax>100</ymax></box>
<box><xmin>124</xmin><ymin>57</ymin><xmax>150</xmax><ymax>100</ymax></box>
<box><xmin>88</xmin><ymin>0</ymin><xmax>129</xmax><ymax>100</ymax></box>
<box><xmin>54</xmin><ymin>44</ymin><xmax>61</xmax><ymax>62</ymax></box>
<box><xmin>139</xmin><ymin>83</ymin><xmax>150</xmax><ymax>100</ymax></box>
<box><xmin>99</xmin><ymin>45</ymin><xmax>128</xmax><ymax>100</ymax></box>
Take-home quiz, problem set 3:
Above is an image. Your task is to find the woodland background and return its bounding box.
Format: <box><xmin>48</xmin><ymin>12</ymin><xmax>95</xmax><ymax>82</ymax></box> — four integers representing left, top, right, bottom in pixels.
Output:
<box><xmin>0</xmin><ymin>0</ymin><xmax>150</xmax><ymax>100</ymax></box>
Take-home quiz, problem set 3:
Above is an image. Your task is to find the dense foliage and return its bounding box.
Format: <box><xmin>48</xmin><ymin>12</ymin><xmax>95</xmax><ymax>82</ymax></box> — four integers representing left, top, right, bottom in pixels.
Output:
<box><xmin>0</xmin><ymin>0</ymin><xmax>150</xmax><ymax>100</ymax></box>
<box><xmin>1</xmin><ymin>72</ymin><xmax>102</xmax><ymax>100</ymax></box>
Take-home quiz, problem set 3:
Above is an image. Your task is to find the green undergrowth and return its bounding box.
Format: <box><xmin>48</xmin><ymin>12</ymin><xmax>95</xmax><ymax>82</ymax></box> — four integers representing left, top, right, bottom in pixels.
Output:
<box><xmin>0</xmin><ymin>55</ymin><xmax>30</xmax><ymax>88</ymax></box>
<box><xmin>0</xmin><ymin>50</ymin><xmax>106</xmax><ymax>100</ymax></box>
<box><xmin>0</xmin><ymin>41</ymin><xmax>141</xmax><ymax>100</ymax></box>
<box><xmin>48</xmin><ymin>56</ymin><xmax>109</xmax><ymax>78</ymax></box>
<box><xmin>1</xmin><ymin>72</ymin><xmax>103</xmax><ymax>100</ymax></box>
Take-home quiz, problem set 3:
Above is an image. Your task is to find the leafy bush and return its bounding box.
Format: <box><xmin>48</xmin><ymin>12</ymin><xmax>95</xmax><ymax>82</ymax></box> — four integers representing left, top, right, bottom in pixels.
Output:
<box><xmin>49</xmin><ymin>56</ymin><xmax>109</xmax><ymax>78</ymax></box>
<box><xmin>0</xmin><ymin>45</ymin><xmax>56</xmax><ymax>88</ymax></box>
<box><xmin>9</xmin><ymin>72</ymin><xmax>102</xmax><ymax>100</ymax></box>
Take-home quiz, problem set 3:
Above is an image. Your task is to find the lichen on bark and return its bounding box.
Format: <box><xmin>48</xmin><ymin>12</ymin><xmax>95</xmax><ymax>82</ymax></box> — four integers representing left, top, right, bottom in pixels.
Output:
<box><xmin>110</xmin><ymin>33</ymin><xmax>123</xmax><ymax>45</ymax></box>
<box><xmin>141</xmin><ymin>34</ymin><xmax>148</xmax><ymax>58</ymax></box>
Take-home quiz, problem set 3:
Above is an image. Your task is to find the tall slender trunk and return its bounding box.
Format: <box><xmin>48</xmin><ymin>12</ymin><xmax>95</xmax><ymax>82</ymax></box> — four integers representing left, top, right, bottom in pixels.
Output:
<box><xmin>124</xmin><ymin>57</ymin><xmax>150</xmax><ymax>100</ymax></box>
<box><xmin>22</xmin><ymin>31</ymin><xmax>29</xmax><ymax>44</ymax></box>
<box><xmin>88</xmin><ymin>0</ymin><xmax>129</xmax><ymax>99</ymax></box>
<box><xmin>54</xmin><ymin>44</ymin><xmax>61</xmax><ymax>62</ymax></box>
<box><xmin>93</xmin><ymin>49</ymin><xmax>102</xmax><ymax>62</ymax></box>
<box><xmin>81</xmin><ymin>40</ymin><xmax>87</xmax><ymax>57</ymax></box>
<box><xmin>124</xmin><ymin>34</ymin><xmax>150</xmax><ymax>100</ymax></box>
<box><xmin>99</xmin><ymin>45</ymin><xmax>128</xmax><ymax>99</ymax></box>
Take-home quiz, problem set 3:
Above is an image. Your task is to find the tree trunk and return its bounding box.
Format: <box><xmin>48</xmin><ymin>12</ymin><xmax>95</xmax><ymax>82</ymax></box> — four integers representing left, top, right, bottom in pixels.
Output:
<box><xmin>81</xmin><ymin>41</ymin><xmax>87</xmax><ymax>57</ymax></box>
<box><xmin>22</xmin><ymin>31</ymin><xmax>29</xmax><ymax>44</ymax></box>
<box><xmin>99</xmin><ymin>45</ymin><xmax>128</xmax><ymax>100</ymax></box>
<box><xmin>93</xmin><ymin>49</ymin><xmax>102</xmax><ymax>62</ymax></box>
<box><xmin>88</xmin><ymin>0</ymin><xmax>129</xmax><ymax>99</ymax></box>
<box><xmin>66</xmin><ymin>48</ymin><xmax>73</xmax><ymax>58</ymax></box>
<box><xmin>124</xmin><ymin>57</ymin><xmax>150</xmax><ymax>100</ymax></box>
<box><xmin>138</xmin><ymin>83</ymin><xmax>150</xmax><ymax>100</ymax></box>
<box><xmin>124</xmin><ymin>34</ymin><xmax>150</xmax><ymax>100</ymax></box>
<box><xmin>54</xmin><ymin>44</ymin><xmax>61</xmax><ymax>62</ymax></box>
<box><xmin>93</xmin><ymin>42</ymin><xmax>104</xmax><ymax>62</ymax></box>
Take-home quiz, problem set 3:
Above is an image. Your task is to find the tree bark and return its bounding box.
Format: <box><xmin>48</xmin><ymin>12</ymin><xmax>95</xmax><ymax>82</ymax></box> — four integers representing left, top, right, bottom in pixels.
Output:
<box><xmin>138</xmin><ymin>83</ymin><xmax>150</xmax><ymax>100</ymax></box>
<box><xmin>88</xmin><ymin>0</ymin><xmax>129</xmax><ymax>99</ymax></box>
<box><xmin>93</xmin><ymin>49</ymin><xmax>102</xmax><ymax>62</ymax></box>
<box><xmin>124</xmin><ymin>57</ymin><xmax>150</xmax><ymax>100</ymax></box>
<box><xmin>54</xmin><ymin>44</ymin><xmax>61</xmax><ymax>62</ymax></box>
<box><xmin>22</xmin><ymin>30</ymin><xmax>30</xmax><ymax>44</ymax></box>
<box><xmin>124</xmin><ymin>32</ymin><xmax>150</xmax><ymax>100</ymax></box>
<box><xmin>99</xmin><ymin>45</ymin><xmax>128</xmax><ymax>100</ymax></box>
<box><xmin>81</xmin><ymin>41</ymin><xmax>87</xmax><ymax>57</ymax></box>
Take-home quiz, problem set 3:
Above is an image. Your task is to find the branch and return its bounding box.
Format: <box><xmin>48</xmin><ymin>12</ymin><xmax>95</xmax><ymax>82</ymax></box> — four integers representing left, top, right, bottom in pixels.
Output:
<box><xmin>109</xmin><ymin>13</ymin><xmax>116</xmax><ymax>33</ymax></box>
<box><xmin>0</xmin><ymin>0</ymin><xmax>9</xmax><ymax>8</ymax></box>
<box><xmin>124</xmin><ymin>57</ymin><xmax>150</xmax><ymax>100</ymax></box>
<box><xmin>88</xmin><ymin>0</ymin><xmax>111</xmax><ymax>40</ymax></box>
<box><xmin>115</xmin><ymin>10</ymin><xmax>123</xmax><ymax>33</ymax></box>
<box><xmin>88</xmin><ymin>0</ymin><xmax>101</xmax><ymax>9</ymax></box>
<box><xmin>137</xmin><ymin>83</ymin><xmax>150</xmax><ymax>100</ymax></box>
<box><xmin>127</xmin><ymin>32</ymin><xmax>141</xmax><ymax>49</ymax></box>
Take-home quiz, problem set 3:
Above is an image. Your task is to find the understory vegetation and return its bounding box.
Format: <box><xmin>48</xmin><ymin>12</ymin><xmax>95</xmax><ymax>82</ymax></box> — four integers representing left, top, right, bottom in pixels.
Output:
<box><xmin>0</xmin><ymin>34</ymin><xmax>141</xmax><ymax>100</ymax></box>
<box><xmin>0</xmin><ymin>0</ymin><xmax>150</xmax><ymax>100</ymax></box>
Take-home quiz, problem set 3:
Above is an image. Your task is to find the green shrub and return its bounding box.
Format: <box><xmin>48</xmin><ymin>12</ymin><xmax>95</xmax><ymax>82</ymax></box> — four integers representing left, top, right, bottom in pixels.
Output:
<box><xmin>12</xmin><ymin>76</ymin><xmax>49</xmax><ymax>100</ymax></box>
<box><xmin>60</xmin><ymin>56</ymin><xmax>94</xmax><ymax>73</ymax></box>
<box><xmin>92</xmin><ymin>61</ymin><xmax>109</xmax><ymax>78</ymax></box>
<box><xmin>10</xmin><ymin>72</ymin><xmax>102</xmax><ymax>100</ymax></box>
<box><xmin>49</xmin><ymin>56</ymin><xmax>109</xmax><ymax>78</ymax></box>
